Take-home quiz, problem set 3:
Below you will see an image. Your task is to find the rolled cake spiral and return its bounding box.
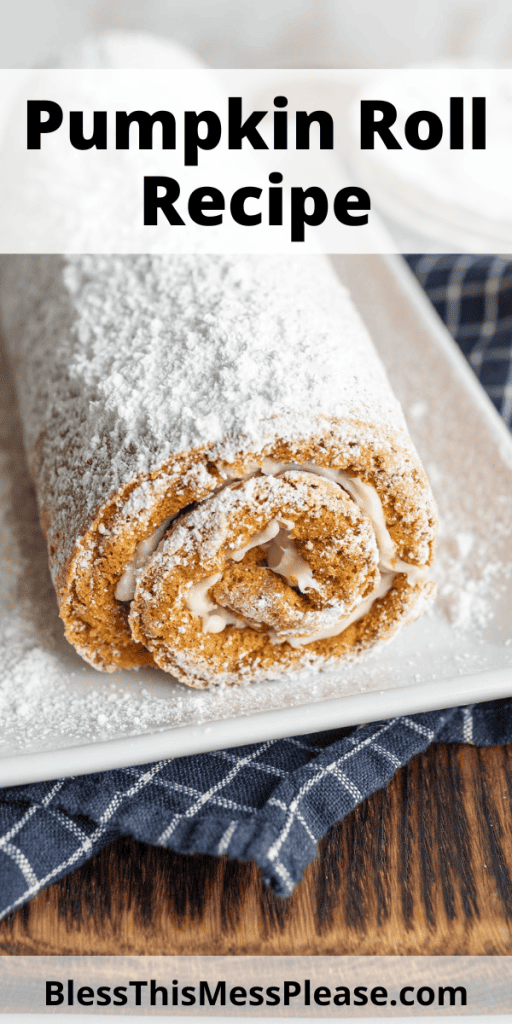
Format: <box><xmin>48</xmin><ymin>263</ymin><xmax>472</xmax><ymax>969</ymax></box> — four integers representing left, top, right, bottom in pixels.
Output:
<box><xmin>129</xmin><ymin>470</ymin><xmax>383</xmax><ymax>675</ymax></box>
<box><xmin>0</xmin><ymin>252</ymin><xmax>437</xmax><ymax>688</ymax></box>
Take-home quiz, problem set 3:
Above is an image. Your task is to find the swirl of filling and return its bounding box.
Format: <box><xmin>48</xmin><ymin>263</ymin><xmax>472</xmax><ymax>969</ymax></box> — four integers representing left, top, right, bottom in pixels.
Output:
<box><xmin>125</xmin><ymin>467</ymin><xmax>427</xmax><ymax>683</ymax></box>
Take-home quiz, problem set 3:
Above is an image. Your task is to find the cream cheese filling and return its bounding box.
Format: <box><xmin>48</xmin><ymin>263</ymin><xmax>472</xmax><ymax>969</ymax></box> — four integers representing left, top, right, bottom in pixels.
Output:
<box><xmin>230</xmin><ymin>516</ymin><xmax>323</xmax><ymax>594</ymax></box>
<box><xmin>186</xmin><ymin>573</ymin><xmax>247</xmax><ymax>633</ymax></box>
<box><xmin>116</xmin><ymin>462</ymin><xmax>428</xmax><ymax>646</ymax></box>
<box><xmin>115</xmin><ymin>516</ymin><xmax>174</xmax><ymax>601</ymax></box>
<box><xmin>186</xmin><ymin>520</ymin><xmax>323</xmax><ymax>634</ymax></box>
<box><xmin>261</xmin><ymin>524</ymin><xmax>323</xmax><ymax>594</ymax></box>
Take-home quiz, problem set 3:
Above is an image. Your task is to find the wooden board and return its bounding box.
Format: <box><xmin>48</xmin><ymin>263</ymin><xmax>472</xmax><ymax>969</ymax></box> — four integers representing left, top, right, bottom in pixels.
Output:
<box><xmin>2</xmin><ymin>742</ymin><xmax>512</xmax><ymax>955</ymax></box>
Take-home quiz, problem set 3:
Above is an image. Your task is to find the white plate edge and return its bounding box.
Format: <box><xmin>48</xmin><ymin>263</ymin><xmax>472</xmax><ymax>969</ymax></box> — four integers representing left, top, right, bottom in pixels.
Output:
<box><xmin>2</xmin><ymin>665</ymin><xmax>511</xmax><ymax>786</ymax></box>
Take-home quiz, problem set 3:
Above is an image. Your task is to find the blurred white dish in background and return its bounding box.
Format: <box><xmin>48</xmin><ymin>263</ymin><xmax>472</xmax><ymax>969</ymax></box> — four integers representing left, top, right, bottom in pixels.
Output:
<box><xmin>60</xmin><ymin>29</ymin><xmax>205</xmax><ymax>69</ymax></box>
<box><xmin>5</xmin><ymin>0</ymin><xmax>512</xmax><ymax>69</ymax></box>
<box><xmin>350</xmin><ymin>68</ymin><xmax>512</xmax><ymax>251</ymax></box>
<box><xmin>0</xmin><ymin>30</ymin><xmax>203</xmax><ymax>160</ymax></box>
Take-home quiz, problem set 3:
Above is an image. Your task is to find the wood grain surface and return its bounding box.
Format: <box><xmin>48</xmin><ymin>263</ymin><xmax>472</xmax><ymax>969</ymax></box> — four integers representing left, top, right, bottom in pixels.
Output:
<box><xmin>2</xmin><ymin>741</ymin><xmax>512</xmax><ymax>956</ymax></box>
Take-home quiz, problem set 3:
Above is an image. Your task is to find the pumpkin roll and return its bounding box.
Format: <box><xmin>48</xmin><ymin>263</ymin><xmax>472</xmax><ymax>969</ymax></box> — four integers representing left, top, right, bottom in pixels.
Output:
<box><xmin>0</xmin><ymin>253</ymin><xmax>437</xmax><ymax>687</ymax></box>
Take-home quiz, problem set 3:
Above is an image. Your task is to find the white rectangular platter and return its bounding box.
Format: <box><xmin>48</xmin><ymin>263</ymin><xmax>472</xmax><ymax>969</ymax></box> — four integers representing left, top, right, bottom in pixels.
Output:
<box><xmin>0</xmin><ymin>253</ymin><xmax>511</xmax><ymax>785</ymax></box>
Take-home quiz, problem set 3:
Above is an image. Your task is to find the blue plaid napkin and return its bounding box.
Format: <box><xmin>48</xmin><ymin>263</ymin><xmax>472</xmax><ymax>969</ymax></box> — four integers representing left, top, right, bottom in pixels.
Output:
<box><xmin>1</xmin><ymin>255</ymin><xmax>511</xmax><ymax>917</ymax></box>
<box><xmin>406</xmin><ymin>254</ymin><xmax>512</xmax><ymax>427</ymax></box>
